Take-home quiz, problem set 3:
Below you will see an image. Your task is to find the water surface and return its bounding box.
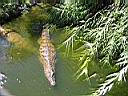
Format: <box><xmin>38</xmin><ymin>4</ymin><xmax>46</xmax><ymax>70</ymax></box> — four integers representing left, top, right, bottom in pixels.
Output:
<box><xmin>0</xmin><ymin>31</ymin><xmax>90</xmax><ymax>96</ymax></box>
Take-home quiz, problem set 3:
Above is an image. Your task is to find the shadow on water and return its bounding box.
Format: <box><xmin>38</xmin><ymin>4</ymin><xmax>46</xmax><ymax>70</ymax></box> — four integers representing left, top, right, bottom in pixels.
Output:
<box><xmin>0</xmin><ymin>31</ymin><xmax>90</xmax><ymax>96</ymax></box>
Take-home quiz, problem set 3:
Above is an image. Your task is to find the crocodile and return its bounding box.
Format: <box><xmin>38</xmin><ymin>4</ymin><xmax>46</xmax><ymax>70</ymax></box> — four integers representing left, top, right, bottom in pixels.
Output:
<box><xmin>1</xmin><ymin>26</ymin><xmax>57</xmax><ymax>86</ymax></box>
<box><xmin>39</xmin><ymin>27</ymin><xmax>56</xmax><ymax>86</ymax></box>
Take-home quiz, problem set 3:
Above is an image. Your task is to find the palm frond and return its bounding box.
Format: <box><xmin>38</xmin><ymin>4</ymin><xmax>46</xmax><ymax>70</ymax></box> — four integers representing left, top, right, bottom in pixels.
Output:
<box><xmin>59</xmin><ymin>2</ymin><xmax>128</xmax><ymax>96</ymax></box>
<box><xmin>58</xmin><ymin>27</ymin><xmax>79</xmax><ymax>55</ymax></box>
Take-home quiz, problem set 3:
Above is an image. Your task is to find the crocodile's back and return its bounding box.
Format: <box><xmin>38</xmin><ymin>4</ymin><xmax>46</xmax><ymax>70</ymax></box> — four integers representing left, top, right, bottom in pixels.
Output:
<box><xmin>39</xmin><ymin>37</ymin><xmax>56</xmax><ymax>66</ymax></box>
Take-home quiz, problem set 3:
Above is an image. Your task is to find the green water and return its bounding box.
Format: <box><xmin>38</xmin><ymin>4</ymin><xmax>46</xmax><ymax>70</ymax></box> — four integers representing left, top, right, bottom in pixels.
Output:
<box><xmin>0</xmin><ymin>32</ymin><xmax>90</xmax><ymax>96</ymax></box>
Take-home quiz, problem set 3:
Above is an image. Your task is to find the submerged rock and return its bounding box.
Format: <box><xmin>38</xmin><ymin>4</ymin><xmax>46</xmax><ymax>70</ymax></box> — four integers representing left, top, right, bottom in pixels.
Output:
<box><xmin>0</xmin><ymin>26</ymin><xmax>36</xmax><ymax>52</ymax></box>
<box><xmin>7</xmin><ymin>32</ymin><xmax>32</xmax><ymax>49</ymax></box>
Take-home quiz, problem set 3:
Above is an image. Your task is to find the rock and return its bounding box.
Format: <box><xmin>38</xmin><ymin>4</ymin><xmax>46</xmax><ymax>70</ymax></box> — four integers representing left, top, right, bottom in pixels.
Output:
<box><xmin>0</xmin><ymin>72</ymin><xmax>14</xmax><ymax>96</ymax></box>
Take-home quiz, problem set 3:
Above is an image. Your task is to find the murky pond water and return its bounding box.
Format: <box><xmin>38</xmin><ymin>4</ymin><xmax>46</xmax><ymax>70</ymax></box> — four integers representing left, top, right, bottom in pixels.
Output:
<box><xmin>0</xmin><ymin>31</ymin><xmax>90</xmax><ymax>96</ymax></box>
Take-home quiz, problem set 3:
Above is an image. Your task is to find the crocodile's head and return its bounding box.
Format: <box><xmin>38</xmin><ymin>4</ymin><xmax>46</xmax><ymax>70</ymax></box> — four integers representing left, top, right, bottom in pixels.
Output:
<box><xmin>41</xmin><ymin>30</ymin><xmax>49</xmax><ymax>38</ymax></box>
<box><xmin>44</xmin><ymin>64</ymin><xmax>56</xmax><ymax>86</ymax></box>
<box><xmin>41</xmin><ymin>24</ymin><xmax>50</xmax><ymax>38</ymax></box>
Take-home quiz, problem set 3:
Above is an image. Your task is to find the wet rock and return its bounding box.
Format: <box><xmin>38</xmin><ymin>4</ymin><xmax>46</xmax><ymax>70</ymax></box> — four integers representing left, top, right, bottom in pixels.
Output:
<box><xmin>0</xmin><ymin>72</ymin><xmax>14</xmax><ymax>96</ymax></box>
<box><xmin>0</xmin><ymin>72</ymin><xmax>7</xmax><ymax>88</ymax></box>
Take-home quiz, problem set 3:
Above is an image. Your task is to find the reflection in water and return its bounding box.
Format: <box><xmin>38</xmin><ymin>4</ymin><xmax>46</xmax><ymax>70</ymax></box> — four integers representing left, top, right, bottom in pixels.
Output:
<box><xmin>0</xmin><ymin>37</ymin><xmax>10</xmax><ymax>63</ymax></box>
<box><xmin>0</xmin><ymin>37</ymin><xmax>10</xmax><ymax>47</ymax></box>
<box><xmin>0</xmin><ymin>88</ymin><xmax>14</xmax><ymax>96</ymax></box>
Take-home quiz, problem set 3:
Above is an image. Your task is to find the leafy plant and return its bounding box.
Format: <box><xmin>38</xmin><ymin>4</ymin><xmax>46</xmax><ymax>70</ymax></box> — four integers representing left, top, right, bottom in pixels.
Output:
<box><xmin>60</xmin><ymin>3</ymin><xmax>128</xmax><ymax>95</ymax></box>
<box><xmin>48</xmin><ymin>2</ymin><xmax>91</xmax><ymax>27</ymax></box>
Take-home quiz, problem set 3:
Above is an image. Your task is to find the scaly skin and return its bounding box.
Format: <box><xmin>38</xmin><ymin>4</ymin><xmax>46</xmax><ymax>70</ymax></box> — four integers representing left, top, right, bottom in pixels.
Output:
<box><xmin>39</xmin><ymin>29</ymin><xmax>56</xmax><ymax>86</ymax></box>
